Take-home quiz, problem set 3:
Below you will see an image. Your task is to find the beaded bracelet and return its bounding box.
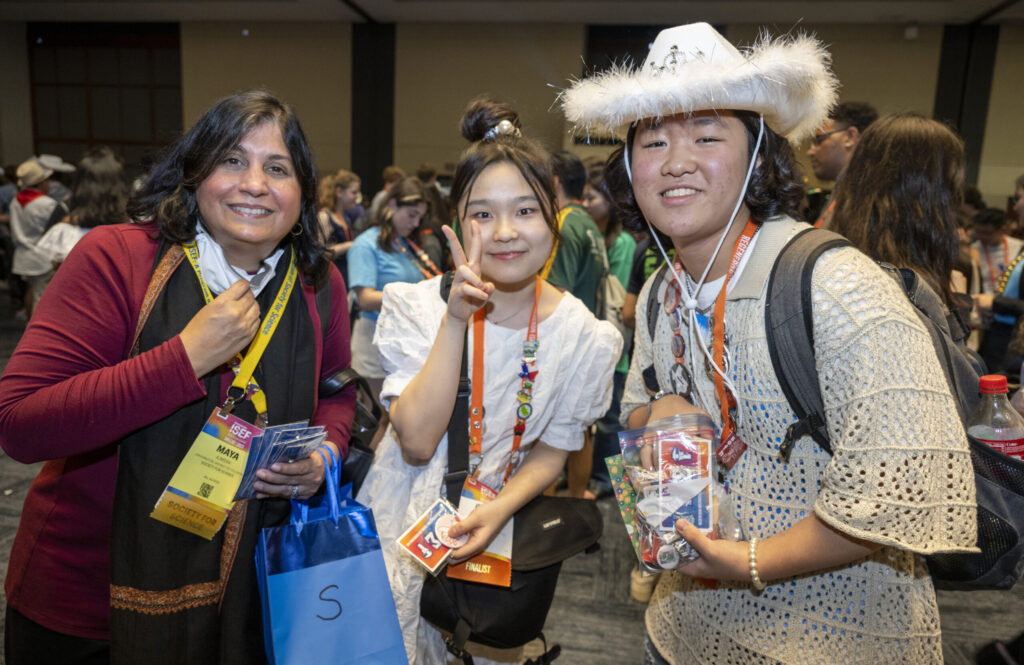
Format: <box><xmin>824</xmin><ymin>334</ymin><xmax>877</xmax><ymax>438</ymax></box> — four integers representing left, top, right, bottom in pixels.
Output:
<box><xmin>749</xmin><ymin>537</ymin><xmax>766</xmax><ymax>592</ymax></box>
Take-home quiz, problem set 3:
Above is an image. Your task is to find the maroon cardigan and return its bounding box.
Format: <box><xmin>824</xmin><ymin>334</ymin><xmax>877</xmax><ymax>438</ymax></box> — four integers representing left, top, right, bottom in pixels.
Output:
<box><xmin>0</xmin><ymin>224</ymin><xmax>354</xmax><ymax>639</ymax></box>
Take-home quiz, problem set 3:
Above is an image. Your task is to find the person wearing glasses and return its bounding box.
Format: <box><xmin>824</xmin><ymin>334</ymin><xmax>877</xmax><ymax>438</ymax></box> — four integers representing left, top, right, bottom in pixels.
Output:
<box><xmin>805</xmin><ymin>101</ymin><xmax>878</xmax><ymax>227</ymax></box>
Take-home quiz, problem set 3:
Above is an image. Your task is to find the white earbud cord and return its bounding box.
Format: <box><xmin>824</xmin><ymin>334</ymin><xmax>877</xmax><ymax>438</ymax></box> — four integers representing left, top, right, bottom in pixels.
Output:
<box><xmin>636</xmin><ymin>115</ymin><xmax>765</xmax><ymax>424</ymax></box>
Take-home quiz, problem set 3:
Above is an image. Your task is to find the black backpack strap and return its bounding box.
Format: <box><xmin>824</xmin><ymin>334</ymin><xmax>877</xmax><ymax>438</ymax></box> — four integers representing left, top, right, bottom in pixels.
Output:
<box><xmin>439</xmin><ymin>272</ymin><xmax>471</xmax><ymax>507</ymax></box>
<box><xmin>641</xmin><ymin>263</ymin><xmax>669</xmax><ymax>394</ymax></box>
<box><xmin>765</xmin><ymin>228</ymin><xmax>850</xmax><ymax>462</ymax></box>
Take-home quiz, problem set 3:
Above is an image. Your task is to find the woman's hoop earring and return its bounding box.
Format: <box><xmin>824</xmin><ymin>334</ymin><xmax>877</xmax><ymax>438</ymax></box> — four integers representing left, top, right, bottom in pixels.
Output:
<box><xmin>291</xmin><ymin>223</ymin><xmax>304</xmax><ymax>237</ymax></box>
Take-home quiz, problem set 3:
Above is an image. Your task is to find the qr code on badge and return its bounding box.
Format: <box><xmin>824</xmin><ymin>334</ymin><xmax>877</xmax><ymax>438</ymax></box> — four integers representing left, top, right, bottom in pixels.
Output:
<box><xmin>198</xmin><ymin>482</ymin><xmax>214</xmax><ymax>499</ymax></box>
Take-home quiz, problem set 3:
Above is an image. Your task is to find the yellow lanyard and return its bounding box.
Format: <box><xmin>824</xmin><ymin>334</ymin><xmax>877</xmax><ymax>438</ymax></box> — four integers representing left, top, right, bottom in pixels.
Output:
<box><xmin>182</xmin><ymin>241</ymin><xmax>297</xmax><ymax>426</ymax></box>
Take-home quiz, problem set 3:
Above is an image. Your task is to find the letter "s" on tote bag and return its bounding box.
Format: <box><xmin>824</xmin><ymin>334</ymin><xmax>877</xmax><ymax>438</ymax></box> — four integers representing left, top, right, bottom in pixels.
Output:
<box><xmin>255</xmin><ymin>450</ymin><xmax>408</xmax><ymax>665</ymax></box>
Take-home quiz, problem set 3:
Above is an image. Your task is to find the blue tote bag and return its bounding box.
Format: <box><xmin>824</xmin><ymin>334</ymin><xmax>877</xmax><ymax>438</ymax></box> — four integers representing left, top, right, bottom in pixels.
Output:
<box><xmin>255</xmin><ymin>448</ymin><xmax>408</xmax><ymax>665</ymax></box>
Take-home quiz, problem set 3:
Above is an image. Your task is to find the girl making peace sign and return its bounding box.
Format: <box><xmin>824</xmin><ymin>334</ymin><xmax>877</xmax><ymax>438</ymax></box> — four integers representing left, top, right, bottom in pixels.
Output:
<box><xmin>358</xmin><ymin>97</ymin><xmax>622</xmax><ymax>664</ymax></box>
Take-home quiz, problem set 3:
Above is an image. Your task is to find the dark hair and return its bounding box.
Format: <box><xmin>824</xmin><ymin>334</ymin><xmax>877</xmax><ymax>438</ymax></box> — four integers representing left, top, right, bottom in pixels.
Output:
<box><xmin>459</xmin><ymin>95</ymin><xmax>521</xmax><ymax>141</ymax></box>
<box><xmin>416</xmin><ymin>163</ymin><xmax>438</xmax><ymax>182</ymax></box>
<box><xmin>609</xmin><ymin>111</ymin><xmax>804</xmax><ymax>233</ymax></box>
<box><xmin>962</xmin><ymin>185</ymin><xmax>986</xmax><ymax>212</ymax></box>
<box><xmin>586</xmin><ymin>163</ymin><xmax>622</xmax><ymax>247</ymax></box>
<box><xmin>830</xmin><ymin>101</ymin><xmax>879</xmax><ymax>133</ymax></box>
<box><xmin>68</xmin><ymin>146</ymin><xmax>129</xmax><ymax>228</ymax></box>
<box><xmin>375</xmin><ymin>176</ymin><xmax>430</xmax><ymax>252</ymax></box>
<box><xmin>127</xmin><ymin>89</ymin><xmax>328</xmax><ymax>283</ymax></box>
<box><xmin>830</xmin><ymin>113</ymin><xmax>964</xmax><ymax>308</ymax></box>
<box><xmin>974</xmin><ymin>207</ymin><xmax>1007</xmax><ymax>230</ymax></box>
<box><xmin>551</xmin><ymin>150</ymin><xmax>586</xmax><ymax>201</ymax></box>
<box><xmin>450</xmin><ymin>96</ymin><xmax>559</xmax><ymax>242</ymax></box>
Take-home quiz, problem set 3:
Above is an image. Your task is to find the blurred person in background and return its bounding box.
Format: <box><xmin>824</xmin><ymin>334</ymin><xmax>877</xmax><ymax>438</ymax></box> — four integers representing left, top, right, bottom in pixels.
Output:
<box><xmin>317</xmin><ymin>170</ymin><xmax>358</xmax><ymax>281</ymax></box>
<box><xmin>37</xmin><ymin>147</ymin><xmax>130</xmax><ymax>266</ymax></box>
<box><xmin>10</xmin><ymin>158</ymin><xmax>60</xmax><ymax>317</ymax></box>
<box><xmin>830</xmin><ymin>113</ymin><xmax>968</xmax><ymax>311</ymax></box>
<box><xmin>582</xmin><ymin>159</ymin><xmax>635</xmax><ymax>496</ymax></box>
<box><xmin>973</xmin><ymin>206</ymin><xmax>1022</xmax><ymax>297</ymax></box>
<box><xmin>358</xmin><ymin>164</ymin><xmax>406</xmax><ymax>233</ymax></box>
<box><xmin>348</xmin><ymin>176</ymin><xmax>438</xmax><ymax>445</ymax></box>
<box><xmin>36</xmin><ymin>154</ymin><xmax>75</xmax><ymax>204</ymax></box>
<box><xmin>805</xmin><ymin>101</ymin><xmax>878</xmax><ymax>227</ymax></box>
<box><xmin>974</xmin><ymin>204</ymin><xmax>1024</xmax><ymax>375</ymax></box>
<box><xmin>415</xmin><ymin>162</ymin><xmax>451</xmax><ymax>270</ymax></box>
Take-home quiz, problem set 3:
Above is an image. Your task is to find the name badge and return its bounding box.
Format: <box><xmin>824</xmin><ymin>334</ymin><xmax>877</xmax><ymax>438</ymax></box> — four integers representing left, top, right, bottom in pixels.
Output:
<box><xmin>150</xmin><ymin>409</ymin><xmax>259</xmax><ymax>539</ymax></box>
<box><xmin>446</xmin><ymin>477</ymin><xmax>513</xmax><ymax>588</ymax></box>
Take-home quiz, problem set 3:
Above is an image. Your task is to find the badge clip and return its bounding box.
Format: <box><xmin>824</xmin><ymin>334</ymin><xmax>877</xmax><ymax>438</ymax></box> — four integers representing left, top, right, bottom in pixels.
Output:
<box><xmin>219</xmin><ymin>386</ymin><xmax>246</xmax><ymax>418</ymax></box>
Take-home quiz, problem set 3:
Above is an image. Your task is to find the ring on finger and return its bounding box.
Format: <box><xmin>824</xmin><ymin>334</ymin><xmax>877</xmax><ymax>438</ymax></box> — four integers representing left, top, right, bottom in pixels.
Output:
<box><xmin>290</xmin><ymin>484</ymin><xmax>298</xmax><ymax>500</ymax></box>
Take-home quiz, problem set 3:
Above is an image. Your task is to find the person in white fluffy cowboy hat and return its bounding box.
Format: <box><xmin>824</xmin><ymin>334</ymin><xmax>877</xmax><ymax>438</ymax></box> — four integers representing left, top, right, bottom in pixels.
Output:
<box><xmin>562</xmin><ymin>23</ymin><xmax>977</xmax><ymax>665</ymax></box>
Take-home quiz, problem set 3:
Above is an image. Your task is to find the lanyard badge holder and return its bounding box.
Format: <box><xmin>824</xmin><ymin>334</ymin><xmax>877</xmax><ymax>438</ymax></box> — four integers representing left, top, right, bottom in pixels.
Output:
<box><xmin>150</xmin><ymin>244</ymin><xmax>297</xmax><ymax>539</ymax></box>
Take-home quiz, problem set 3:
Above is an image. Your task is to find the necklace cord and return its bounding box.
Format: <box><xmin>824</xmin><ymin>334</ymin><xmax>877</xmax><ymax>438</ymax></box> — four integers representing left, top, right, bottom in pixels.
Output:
<box><xmin>644</xmin><ymin>115</ymin><xmax>765</xmax><ymax>424</ymax></box>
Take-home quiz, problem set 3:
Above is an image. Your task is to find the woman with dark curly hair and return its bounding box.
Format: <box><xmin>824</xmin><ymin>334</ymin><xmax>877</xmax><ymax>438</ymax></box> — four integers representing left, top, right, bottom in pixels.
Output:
<box><xmin>563</xmin><ymin>22</ymin><xmax>976</xmax><ymax>665</ymax></box>
<box><xmin>0</xmin><ymin>89</ymin><xmax>355</xmax><ymax>665</ymax></box>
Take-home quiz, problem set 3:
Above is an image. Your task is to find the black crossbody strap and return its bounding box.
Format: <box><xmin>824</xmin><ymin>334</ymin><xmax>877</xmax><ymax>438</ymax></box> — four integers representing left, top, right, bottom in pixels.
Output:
<box><xmin>765</xmin><ymin>228</ymin><xmax>850</xmax><ymax>462</ymax></box>
<box><xmin>438</xmin><ymin>272</ymin><xmax>471</xmax><ymax>507</ymax></box>
<box><xmin>444</xmin><ymin>343</ymin><xmax>471</xmax><ymax>508</ymax></box>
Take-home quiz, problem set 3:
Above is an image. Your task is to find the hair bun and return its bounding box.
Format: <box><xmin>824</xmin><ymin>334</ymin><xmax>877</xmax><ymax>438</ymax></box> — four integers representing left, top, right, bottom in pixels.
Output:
<box><xmin>460</xmin><ymin>95</ymin><xmax>522</xmax><ymax>143</ymax></box>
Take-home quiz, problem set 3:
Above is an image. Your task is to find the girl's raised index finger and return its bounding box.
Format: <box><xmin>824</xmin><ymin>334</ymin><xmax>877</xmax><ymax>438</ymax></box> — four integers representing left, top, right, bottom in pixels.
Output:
<box><xmin>442</xmin><ymin>225</ymin><xmax>468</xmax><ymax>268</ymax></box>
<box><xmin>467</xmin><ymin>219</ymin><xmax>482</xmax><ymax>267</ymax></box>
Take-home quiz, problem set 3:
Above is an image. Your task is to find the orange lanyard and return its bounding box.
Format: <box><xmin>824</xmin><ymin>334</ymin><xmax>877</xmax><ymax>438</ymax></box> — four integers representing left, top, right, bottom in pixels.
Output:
<box><xmin>983</xmin><ymin>237</ymin><xmax>1009</xmax><ymax>292</ymax></box>
<box><xmin>813</xmin><ymin>198</ymin><xmax>835</xmax><ymax>229</ymax></box>
<box><xmin>329</xmin><ymin>211</ymin><xmax>353</xmax><ymax>241</ymax></box>
<box><xmin>468</xmin><ymin>276</ymin><xmax>541</xmax><ymax>483</ymax></box>
<box><xmin>676</xmin><ymin>219</ymin><xmax>757</xmax><ymax>439</ymax></box>
<box><xmin>394</xmin><ymin>238</ymin><xmax>442</xmax><ymax>279</ymax></box>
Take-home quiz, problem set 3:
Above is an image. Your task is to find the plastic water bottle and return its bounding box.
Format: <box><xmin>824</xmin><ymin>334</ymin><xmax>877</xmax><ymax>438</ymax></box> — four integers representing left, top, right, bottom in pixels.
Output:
<box><xmin>967</xmin><ymin>374</ymin><xmax>1024</xmax><ymax>461</ymax></box>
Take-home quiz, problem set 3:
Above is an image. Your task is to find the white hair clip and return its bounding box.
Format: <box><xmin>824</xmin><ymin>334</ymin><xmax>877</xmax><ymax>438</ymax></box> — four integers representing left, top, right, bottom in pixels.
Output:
<box><xmin>483</xmin><ymin>119</ymin><xmax>521</xmax><ymax>140</ymax></box>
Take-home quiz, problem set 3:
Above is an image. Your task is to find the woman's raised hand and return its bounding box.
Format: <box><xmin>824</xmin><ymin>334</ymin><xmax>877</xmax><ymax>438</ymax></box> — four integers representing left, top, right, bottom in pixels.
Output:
<box><xmin>442</xmin><ymin>222</ymin><xmax>494</xmax><ymax>323</ymax></box>
<box><xmin>179</xmin><ymin>279</ymin><xmax>260</xmax><ymax>378</ymax></box>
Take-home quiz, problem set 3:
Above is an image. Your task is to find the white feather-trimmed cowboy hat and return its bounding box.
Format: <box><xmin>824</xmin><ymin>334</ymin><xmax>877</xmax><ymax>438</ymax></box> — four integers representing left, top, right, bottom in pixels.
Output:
<box><xmin>561</xmin><ymin>23</ymin><xmax>838</xmax><ymax>144</ymax></box>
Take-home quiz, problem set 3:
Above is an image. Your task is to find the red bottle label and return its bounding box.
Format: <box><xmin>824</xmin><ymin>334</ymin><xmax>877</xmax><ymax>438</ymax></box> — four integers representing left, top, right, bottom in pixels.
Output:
<box><xmin>975</xmin><ymin>436</ymin><xmax>1024</xmax><ymax>461</ymax></box>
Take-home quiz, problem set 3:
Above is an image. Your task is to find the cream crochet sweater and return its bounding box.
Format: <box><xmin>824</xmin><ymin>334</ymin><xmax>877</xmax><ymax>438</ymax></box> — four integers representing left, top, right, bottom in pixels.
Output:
<box><xmin>622</xmin><ymin>218</ymin><xmax>977</xmax><ymax>665</ymax></box>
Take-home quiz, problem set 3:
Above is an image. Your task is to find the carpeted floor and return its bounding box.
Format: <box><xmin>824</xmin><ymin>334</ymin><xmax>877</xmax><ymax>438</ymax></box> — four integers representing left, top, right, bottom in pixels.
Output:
<box><xmin>0</xmin><ymin>289</ymin><xmax>1019</xmax><ymax>664</ymax></box>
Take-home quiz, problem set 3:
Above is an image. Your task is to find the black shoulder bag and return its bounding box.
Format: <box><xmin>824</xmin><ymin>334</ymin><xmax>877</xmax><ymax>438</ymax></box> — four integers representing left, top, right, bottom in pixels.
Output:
<box><xmin>319</xmin><ymin>368</ymin><xmax>381</xmax><ymax>496</ymax></box>
<box><xmin>419</xmin><ymin>273</ymin><xmax>604</xmax><ymax>665</ymax></box>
